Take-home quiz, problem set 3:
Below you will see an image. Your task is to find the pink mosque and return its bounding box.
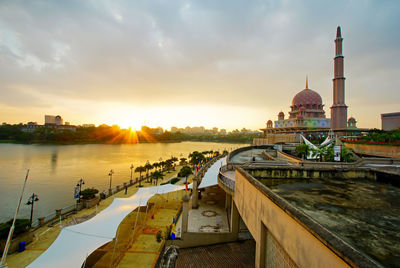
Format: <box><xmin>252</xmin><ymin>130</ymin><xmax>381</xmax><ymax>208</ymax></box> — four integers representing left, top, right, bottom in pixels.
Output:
<box><xmin>260</xmin><ymin>27</ymin><xmax>358</xmax><ymax>144</ymax></box>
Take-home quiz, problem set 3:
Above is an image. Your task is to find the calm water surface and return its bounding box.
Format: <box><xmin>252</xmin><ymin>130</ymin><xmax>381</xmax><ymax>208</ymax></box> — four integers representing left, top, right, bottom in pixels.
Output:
<box><xmin>0</xmin><ymin>142</ymin><xmax>245</xmax><ymax>222</ymax></box>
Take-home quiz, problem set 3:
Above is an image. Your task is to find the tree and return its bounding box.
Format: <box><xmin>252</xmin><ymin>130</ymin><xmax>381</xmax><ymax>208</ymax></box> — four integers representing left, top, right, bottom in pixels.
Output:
<box><xmin>153</xmin><ymin>162</ymin><xmax>160</xmax><ymax>172</ymax></box>
<box><xmin>159</xmin><ymin>161</ymin><xmax>166</xmax><ymax>172</ymax></box>
<box><xmin>178</xmin><ymin>165</ymin><xmax>193</xmax><ymax>184</ymax></box>
<box><xmin>295</xmin><ymin>144</ymin><xmax>309</xmax><ymax>159</ymax></box>
<box><xmin>80</xmin><ymin>188</ymin><xmax>99</xmax><ymax>199</ymax></box>
<box><xmin>189</xmin><ymin>151</ymin><xmax>205</xmax><ymax>165</ymax></box>
<box><xmin>165</xmin><ymin>159</ymin><xmax>174</xmax><ymax>172</ymax></box>
<box><xmin>170</xmin><ymin>156</ymin><xmax>178</xmax><ymax>170</ymax></box>
<box><xmin>179</xmin><ymin>158</ymin><xmax>187</xmax><ymax>165</ymax></box>
<box><xmin>310</xmin><ymin>146</ymin><xmax>328</xmax><ymax>162</ymax></box>
<box><xmin>341</xmin><ymin>147</ymin><xmax>354</xmax><ymax>162</ymax></box>
<box><xmin>135</xmin><ymin>166</ymin><xmax>146</xmax><ymax>187</ymax></box>
<box><xmin>145</xmin><ymin>161</ymin><xmax>153</xmax><ymax>182</ymax></box>
<box><xmin>150</xmin><ymin>171</ymin><xmax>164</xmax><ymax>186</ymax></box>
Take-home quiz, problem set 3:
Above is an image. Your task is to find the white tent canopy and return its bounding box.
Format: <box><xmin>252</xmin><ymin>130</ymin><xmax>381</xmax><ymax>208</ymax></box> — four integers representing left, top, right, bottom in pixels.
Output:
<box><xmin>198</xmin><ymin>157</ymin><xmax>226</xmax><ymax>189</ymax></box>
<box><xmin>28</xmin><ymin>184</ymin><xmax>185</xmax><ymax>268</ymax></box>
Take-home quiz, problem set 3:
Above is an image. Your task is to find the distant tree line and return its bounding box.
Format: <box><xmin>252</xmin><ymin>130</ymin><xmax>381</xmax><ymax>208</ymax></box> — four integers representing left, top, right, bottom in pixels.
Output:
<box><xmin>0</xmin><ymin>124</ymin><xmax>261</xmax><ymax>144</ymax></box>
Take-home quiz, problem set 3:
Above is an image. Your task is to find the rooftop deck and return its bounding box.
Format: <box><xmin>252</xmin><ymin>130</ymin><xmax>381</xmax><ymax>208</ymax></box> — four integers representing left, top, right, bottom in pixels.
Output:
<box><xmin>255</xmin><ymin>175</ymin><xmax>400</xmax><ymax>267</ymax></box>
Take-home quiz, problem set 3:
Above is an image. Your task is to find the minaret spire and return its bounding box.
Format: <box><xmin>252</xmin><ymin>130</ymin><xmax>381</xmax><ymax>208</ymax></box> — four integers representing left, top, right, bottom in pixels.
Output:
<box><xmin>336</xmin><ymin>26</ymin><xmax>342</xmax><ymax>38</ymax></box>
<box><xmin>331</xmin><ymin>26</ymin><xmax>348</xmax><ymax>130</ymax></box>
<box><xmin>305</xmin><ymin>76</ymin><xmax>309</xmax><ymax>89</ymax></box>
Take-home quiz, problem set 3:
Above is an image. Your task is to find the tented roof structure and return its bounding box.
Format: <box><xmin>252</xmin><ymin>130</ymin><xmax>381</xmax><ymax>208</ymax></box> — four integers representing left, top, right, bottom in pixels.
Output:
<box><xmin>198</xmin><ymin>157</ymin><xmax>226</xmax><ymax>189</ymax></box>
<box><xmin>28</xmin><ymin>184</ymin><xmax>184</xmax><ymax>268</ymax></box>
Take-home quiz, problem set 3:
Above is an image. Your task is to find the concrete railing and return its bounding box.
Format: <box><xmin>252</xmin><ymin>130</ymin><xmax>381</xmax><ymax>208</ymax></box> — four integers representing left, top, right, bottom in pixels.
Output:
<box><xmin>218</xmin><ymin>164</ymin><xmax>236</xmax><ymax>194</ymax></box>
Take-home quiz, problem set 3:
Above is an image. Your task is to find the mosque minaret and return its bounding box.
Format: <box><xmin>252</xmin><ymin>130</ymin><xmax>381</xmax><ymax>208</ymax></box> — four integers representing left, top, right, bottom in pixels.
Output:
<box><xmin>331</xmin><ymin>26</ymin><xmax>348</xmax><ymax>130</ymax></box>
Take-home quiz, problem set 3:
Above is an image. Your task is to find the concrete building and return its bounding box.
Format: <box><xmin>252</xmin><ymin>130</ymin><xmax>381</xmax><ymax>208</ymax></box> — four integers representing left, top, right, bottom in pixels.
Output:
<box><xmin>207</xmin><ymin>146</ymin><xmax>399</xmax><ymax>267</ymax></box>
<box><xmin>45</xmin><ymin>115</ymin><xmax>63</xmax><ymax>126</ymax></box>
<box><xmin>381</xmin><ymin>112</ymin><xmax>400</xmax><ymax>130</ymax></box>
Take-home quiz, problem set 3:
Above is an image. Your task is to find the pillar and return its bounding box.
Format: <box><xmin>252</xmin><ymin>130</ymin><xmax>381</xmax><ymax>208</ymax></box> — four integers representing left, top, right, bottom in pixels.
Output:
<box><xmin>256</xmin><ymin>222</ymin><xmax>267</xmax><ymax>268</ymax></box>
<box><xmin>225</xmin><ymin>193</ymin><xmax>232</xmax><ymax>211</ymax></box>
<box><xmin>192</xmin><ymin>177</ymin><xmax>199</xmax><ymax>209</ymax></box>
<box><xmin>38</xmin><ymin>217</ymin><xmax>45</xmax><ymax>227</ymax></box>
<box><xmin>181</xmin><ymin>194</ymin><xmax>190</xmax><ymax>235</ymax></box>
<box><xmin>230</xmin><ymin>200</ymin><xmax>239</xmax><ymax>237</ymax></box>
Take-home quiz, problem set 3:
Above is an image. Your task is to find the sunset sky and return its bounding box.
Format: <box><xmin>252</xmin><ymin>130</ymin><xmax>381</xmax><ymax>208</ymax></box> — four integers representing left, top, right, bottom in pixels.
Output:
<box><xmin>0</xmin><ymin>1</ymin><xmax>399</xmax><ymax>130</ymax></box>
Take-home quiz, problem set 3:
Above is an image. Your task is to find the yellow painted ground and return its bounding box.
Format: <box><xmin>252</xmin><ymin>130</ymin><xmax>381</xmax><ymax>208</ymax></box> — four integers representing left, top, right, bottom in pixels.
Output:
<box><xmin>6</xmin><ymin>167</ymin><xmax>186</xmax><ymax>268</ymax></box>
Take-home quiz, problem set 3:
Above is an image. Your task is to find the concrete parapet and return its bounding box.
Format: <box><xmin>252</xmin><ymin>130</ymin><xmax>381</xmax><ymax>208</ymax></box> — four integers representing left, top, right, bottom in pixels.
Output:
<box><xmin>168</xmin><ymin>232</ymin><xmax>238</xmax><ymax>249</ymax></box>
<box><xmin>38</xmin><ymin>217</ymin><xmax>45</xmax><ymax>227</ymax></box>
<box><xmin>344</xmin><ymin>142</ymin><xmax>400</xmax><ymax>159</ymax></box>
<box><xmin>56</xmin><ymin>209</ymin><xmax>62</xmax><ymax>217</ymax></box>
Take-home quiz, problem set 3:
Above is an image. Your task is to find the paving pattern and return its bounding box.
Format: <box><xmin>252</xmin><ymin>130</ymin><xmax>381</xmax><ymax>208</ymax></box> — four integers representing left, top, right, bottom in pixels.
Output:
<box><xmin>175</xmin><ymin>240</ymin><xmax>256</xmax><ymax>268</ymax></box>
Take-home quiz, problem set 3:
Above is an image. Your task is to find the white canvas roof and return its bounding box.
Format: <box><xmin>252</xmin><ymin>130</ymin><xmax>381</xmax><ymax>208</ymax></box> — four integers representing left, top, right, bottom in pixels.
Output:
<box><xmin>28</xmin><ymin>183</ymin><xmax>184</xmax><ymax>268</ymax></box>
<box><xmin>198</xmin><ymin>157</ymin><xmax>226</xmax><ymax>189</ymax></box>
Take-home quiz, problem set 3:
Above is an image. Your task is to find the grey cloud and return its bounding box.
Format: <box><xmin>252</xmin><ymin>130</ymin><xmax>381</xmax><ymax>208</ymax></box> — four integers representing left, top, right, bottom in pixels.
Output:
<box><xmin>0</xmin><ymin>0</ymin><xmax>399</xmax><ymax>124</ymax></box>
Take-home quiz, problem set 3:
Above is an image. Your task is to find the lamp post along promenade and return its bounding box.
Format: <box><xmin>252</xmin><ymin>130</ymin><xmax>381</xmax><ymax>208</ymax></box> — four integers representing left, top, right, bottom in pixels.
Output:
<box><xmin>108</xmin><ymin>169</ymin><xmax>114</xmax><ymax>195</ymax></box>
<box><xmin>26</xmin><ymin>193</ymin><xmax>39</xmax><ymax>227</ymax></box>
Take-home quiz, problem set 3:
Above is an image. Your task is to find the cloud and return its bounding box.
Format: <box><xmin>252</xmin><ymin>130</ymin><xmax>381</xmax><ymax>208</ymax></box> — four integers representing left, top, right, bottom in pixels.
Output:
<box><xmin>0</xmin><ymin>0</ymin><xmax>399</xmax><ymax>128</ymax></box>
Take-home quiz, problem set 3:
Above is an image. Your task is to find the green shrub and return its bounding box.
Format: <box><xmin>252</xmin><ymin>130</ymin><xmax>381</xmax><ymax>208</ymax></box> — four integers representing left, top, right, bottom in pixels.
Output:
<box><xmin>80</xmin><ymin>188</ymin><xmax>99</xmax><ymax>199</ymax></box>
<box><xmin>0</xmin><ymin>219</ymin><xmax>30</xmax><ymax>239</ymax></box>
<box><xmin>170</xmin><ymin>178</ymin><xmax>180</xmax><ymax>184</ymax></box>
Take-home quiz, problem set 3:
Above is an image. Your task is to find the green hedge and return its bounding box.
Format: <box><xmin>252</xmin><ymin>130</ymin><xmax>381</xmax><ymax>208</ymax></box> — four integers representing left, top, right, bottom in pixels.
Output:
<box><xmin>160</xmin><ymin>177</ymin><xmax>180</xmax><ymax>185</ymax></box>
<box><xmin>0</xmin><ymin>219</ymin><xmax>30</xmax><ymax>239</ymax></box>
<box><xmin>80</xmin><ymin>188</ymin><xmax>99</xmax><ymax>199</ymax></box>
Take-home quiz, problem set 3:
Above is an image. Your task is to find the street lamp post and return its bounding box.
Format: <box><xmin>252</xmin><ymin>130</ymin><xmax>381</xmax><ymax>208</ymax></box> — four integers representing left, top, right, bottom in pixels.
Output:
<box><xmin>130</xmin><ymin>164</ymin><xmax>134</xmax><ymax>181</ymax></box>
<box><xmin>26</xmin><ymin>193</ymin><xmax>39</xmax><ymax>227</ymax></box>
<box><xmin>108</xmin><ymin>169</ymin><xmax>114</xmax><ymax>193</ymax></box>
<box><xmin>76</xmin><ymin>178</ymin><xmax>85</xmax><ymax>204</ymax></box>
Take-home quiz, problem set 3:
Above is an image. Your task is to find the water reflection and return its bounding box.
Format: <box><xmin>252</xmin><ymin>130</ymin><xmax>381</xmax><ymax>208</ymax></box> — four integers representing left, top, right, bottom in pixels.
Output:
<box><xmin>51</xmin><ymin>148</ymin><xmax>58</xmax><ymax>173</ymax></box>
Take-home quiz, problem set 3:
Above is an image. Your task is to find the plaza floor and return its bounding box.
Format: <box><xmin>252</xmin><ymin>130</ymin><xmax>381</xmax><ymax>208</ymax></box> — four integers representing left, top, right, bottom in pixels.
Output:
<box><xmin>175</xmin><ymin>185</ymin><xmax>229</xmax><ymax>237</ymax></box>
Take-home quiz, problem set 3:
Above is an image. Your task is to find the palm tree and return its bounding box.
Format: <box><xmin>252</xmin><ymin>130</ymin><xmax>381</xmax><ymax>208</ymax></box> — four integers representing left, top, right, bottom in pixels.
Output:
<box><xmin>150</xmin><ymin>171</ymin><xmax>164</xmax><ymax>186</ymax></box>
<box><xmin>178</xmin><ymin>165</ymin><xmax>193</xmax><ymax>184</ymax></box>
<box><xmin>160</xmin><ymin>161</ymin><xmax>166</xmax><ymax>172</ymax></box>
<box><xmin>144</xmin><ymin>161</ymin><xmax>153</xmax><ymax>182</ymax></box>
<box><xmin>153</xmin><ymin>162</ymin><xmax>160</xmax><ymax>172</ymax></box>
<box><xmin>179</xmin><ymin>157</ymin><xmax>187</xmax><ymax>165</ymax></box>
<box><xmin>165</xmin><ymin>159</ymin><xmax>174</xmax><ymax>172</ymax></box>
<box><xmin>189</xmin><ymin>151</ymin><xmax>205</xmax><ymax>165</ymax></box>
<box><xmin>170</xmin><ymin>157</ymin><xmax>178</xmax><ymax>170</ymax></box>
<box><xmin>134</xmin><ymin>166</ymin><xmax>146</xmax><ymax>187</ymax></box>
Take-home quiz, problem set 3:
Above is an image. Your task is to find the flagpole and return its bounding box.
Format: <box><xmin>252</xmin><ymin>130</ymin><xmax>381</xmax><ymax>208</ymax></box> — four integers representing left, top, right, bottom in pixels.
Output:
<box><xmin>1</xmin><ymin>169</ymin><xmax>30</xmax><ymax>268</ymax></box>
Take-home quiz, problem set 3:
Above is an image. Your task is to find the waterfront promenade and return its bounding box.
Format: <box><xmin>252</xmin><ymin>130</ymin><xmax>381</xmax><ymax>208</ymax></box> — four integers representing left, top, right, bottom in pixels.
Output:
<box><xmin>6</xmin><ymin>167</ymin><xmax>187</xmax><ymax>267</ymax></box>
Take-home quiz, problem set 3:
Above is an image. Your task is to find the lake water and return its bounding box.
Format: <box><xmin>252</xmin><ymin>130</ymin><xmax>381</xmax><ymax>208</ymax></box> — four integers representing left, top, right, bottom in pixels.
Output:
<box><xmin>0</xmin><ymin>142</ymin><xmax>246</xmax><ymax>223</ymax></box>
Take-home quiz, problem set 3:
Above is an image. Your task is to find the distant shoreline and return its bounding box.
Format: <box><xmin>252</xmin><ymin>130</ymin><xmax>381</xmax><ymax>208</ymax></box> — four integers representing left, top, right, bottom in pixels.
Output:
<box><xmin>0</xmin><ymin>139</ymin><xmax>252</xmax><ymax>145</ymax></box>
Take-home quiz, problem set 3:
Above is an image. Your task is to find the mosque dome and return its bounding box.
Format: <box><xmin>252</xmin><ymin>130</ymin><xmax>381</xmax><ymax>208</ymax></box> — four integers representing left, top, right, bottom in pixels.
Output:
<box><xmin>267</xmin><ymin>120</ymin><xmax>273</xmax><ymax>124</ymax></box>
<box><xmin>348</xmin><ymin>117</ymin><xmax>356</xmax><ymax>123</ymax></box>
<box><xmin>291</xmin><ymin>88</ymin><xmax>323</xmax><ymax>107</ymax></box>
